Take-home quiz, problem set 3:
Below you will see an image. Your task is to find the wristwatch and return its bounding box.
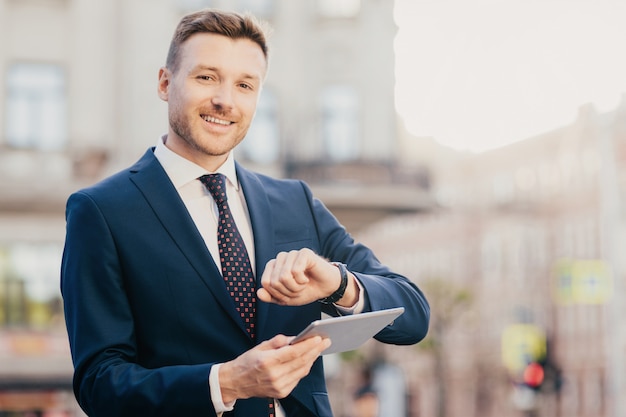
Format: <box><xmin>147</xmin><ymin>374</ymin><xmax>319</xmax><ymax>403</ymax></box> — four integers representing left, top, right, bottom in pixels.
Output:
<box><xmin>319</xmin><ymin>262</ymin><xmax>349</xmax><ymax>304</ymax></box>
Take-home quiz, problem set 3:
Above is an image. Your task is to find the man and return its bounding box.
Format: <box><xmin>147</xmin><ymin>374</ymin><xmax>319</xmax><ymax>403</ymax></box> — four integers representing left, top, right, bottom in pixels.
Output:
<box><xmin>61</xmin><ymin>9</ymin><xmax>429</xmax><ymax>417</ymax></box>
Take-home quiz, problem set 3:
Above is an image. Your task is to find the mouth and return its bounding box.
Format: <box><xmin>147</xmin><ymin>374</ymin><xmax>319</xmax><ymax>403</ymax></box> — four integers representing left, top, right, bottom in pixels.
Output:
<box><xmin>201</xmin><ymin>114</ymin><xmax>233</xmax><ymax>126</ymax></box>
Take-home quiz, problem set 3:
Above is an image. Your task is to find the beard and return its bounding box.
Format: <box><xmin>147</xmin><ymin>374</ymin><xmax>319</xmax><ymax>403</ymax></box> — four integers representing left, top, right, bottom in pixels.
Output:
<box><xmin>168</xmin><ymin>103</ymin><xmax>248</xmax><ymax>158</ymax></box>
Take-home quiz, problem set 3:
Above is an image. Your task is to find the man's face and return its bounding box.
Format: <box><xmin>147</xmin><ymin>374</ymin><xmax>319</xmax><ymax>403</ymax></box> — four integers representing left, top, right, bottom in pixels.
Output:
<box><xmin>158</xmin><ymin>33</ymin><xmax>267</xmax><ymax>170</ymax></box>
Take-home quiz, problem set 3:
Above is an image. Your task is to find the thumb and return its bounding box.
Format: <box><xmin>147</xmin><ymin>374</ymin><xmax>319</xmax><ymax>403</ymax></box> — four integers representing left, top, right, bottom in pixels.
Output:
<box><xmin>257</xmin><ymin>287</ymin><xmax>273</xmax><ymax>303</ymax></box>
<box><xmin>260</xmin><ymin>334</ymin><xmax>293</xmax><ymax>350</ymax></box>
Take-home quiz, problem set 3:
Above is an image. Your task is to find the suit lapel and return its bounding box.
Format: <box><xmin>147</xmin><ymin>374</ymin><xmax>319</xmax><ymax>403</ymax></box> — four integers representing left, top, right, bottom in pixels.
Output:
<box><xmin>129</xmin><ymin>149</ymin><xmax>249</xmax><ymax>336</ymax></box>
<box><xmin>237</xmin><ymin>163</ymin><xmax>275</xmax><ymax>339</ymax></box>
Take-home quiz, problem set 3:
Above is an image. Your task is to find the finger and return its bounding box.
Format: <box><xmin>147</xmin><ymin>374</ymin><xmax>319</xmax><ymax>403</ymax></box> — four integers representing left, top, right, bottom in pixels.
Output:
<box><xmin>257</xmin><ymin>289</ymin><xmax>299</xmax><ymax>305</ymax></box>
<box><xmin>262</xmin><ymin>334</ymin><xmax>292</xmax><ymax>349</ymax></box>
<box><xmin>256</xmin><ymin>287</ymin><xmax>272</xmax><ymax>303</ymax></box>
<box><xmin>265</xmin><ymin>252</ymin><xmax>304</xmax><ymax>297</ymax></box>
<box><xmin>284</xmin><ymin>335</ymin><xmax>331</xmax><ymax>358</ymax></box>
<box><xmin>261</xmin><ymin>254</ymin><xmax>296</xmax><ymax>294</ymax></box>
<box><xmin>275</xmin><ymin>271</ymin><xmax>308</xmax><ymax>294</ymax></box>
<box><xmin>273</xmin><ymin>337</ymin><xmax>332</xmax><ymax>396</ymax></box>
<box><xmin>260</xmin><ymin>259</ymin><xmax>298</xmax><ymax>303</ymax></box>
<box><xmin>258</xmin><ymin>336</ymin><xmax>331</xmax><ymax>399</ymax></box>
<box><xmin>260</xmin><ymin>259</ymin><xmax>277</xmax><ymax>289</ymax></box>
<box><xmin>278</xmin><ymin>250</ymin><xmax>311</xmax><ymax>289</ymax></box>
<box><xmin>257</xmin><ymin>287</ymin><xmax>294</xmax><ymax>306</ymax></box>
<box><xmin>291</xmin><ymin>250</ymin><xmax>314</xmax><ymax>285</ymax></box>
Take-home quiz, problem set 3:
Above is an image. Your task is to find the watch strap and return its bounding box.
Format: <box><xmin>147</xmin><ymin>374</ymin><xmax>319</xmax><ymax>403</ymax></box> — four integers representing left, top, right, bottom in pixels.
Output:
<box><xmin>319</xmin><ymin>262</ymin><xmax>349</xmax><ymax>304</ymax></box>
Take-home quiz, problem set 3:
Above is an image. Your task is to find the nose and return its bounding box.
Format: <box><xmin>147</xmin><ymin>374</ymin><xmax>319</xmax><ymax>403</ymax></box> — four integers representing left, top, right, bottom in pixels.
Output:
<box><xmin>211</xmin><ymin>84</ymin><xmax>234</xmax><ymax>111</ymax></box>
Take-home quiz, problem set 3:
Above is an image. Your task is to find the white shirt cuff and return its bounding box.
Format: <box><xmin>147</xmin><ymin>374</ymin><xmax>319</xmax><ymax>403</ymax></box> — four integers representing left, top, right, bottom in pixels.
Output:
<box><xmin>334</xmin><ymin>276</ymin><xmax>365</xmax><ymax>314</ymax></box>
<box><xmin>209</xmin><ymin>363</ymin><xmax>235</xmax><ymax>415</ymax></box>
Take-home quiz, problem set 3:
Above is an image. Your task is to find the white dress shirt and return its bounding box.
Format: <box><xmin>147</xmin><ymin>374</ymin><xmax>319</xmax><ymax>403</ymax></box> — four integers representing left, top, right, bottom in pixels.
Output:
<box><xmin>154</xmin><ymin>136</ymin><xmax>255</xmax><ymax>271</ymax></box>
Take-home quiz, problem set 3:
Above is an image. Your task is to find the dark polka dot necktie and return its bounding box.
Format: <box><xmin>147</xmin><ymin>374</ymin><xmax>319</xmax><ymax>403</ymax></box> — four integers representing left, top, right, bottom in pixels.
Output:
<box><xmin>199</xmin><ymin>173</ymin><xmax>256</xmax><ymax>340</ymax></box>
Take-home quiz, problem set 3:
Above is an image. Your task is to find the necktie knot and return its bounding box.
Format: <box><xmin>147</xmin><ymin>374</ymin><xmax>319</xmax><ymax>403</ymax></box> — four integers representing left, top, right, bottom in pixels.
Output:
<box><xmin>200</xmin><ymin>173</ymin><xmax>227</xmax><ymax>205</ymax></box>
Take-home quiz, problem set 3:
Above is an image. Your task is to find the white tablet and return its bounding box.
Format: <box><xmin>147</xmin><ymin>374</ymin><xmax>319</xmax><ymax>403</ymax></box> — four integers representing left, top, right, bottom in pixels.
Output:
<box><xmin>289</xmin><ymin>307</ymin><xmax>405</xmax><ymax>355</ymax></box>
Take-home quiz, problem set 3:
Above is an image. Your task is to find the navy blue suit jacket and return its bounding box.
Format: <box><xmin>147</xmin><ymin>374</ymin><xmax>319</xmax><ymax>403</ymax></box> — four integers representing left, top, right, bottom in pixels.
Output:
<box><xmin>61</xmin><ymin>149</ymin><xmax>429</xmax><ymax>417</ymax></box>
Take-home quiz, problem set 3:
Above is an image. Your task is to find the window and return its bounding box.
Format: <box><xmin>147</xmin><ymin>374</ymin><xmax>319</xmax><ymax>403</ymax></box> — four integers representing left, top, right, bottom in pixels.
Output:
<box><xmin>481</xmin><ymin>233</ymin><xmax>502</xmax><ymax>278</ymax></box>
<box><xmin>239</xmin><ymin>88</ymin><xmax>280</xmax><ymax>163</ymax></box>
<box><xmin>320</xmin><ymin>85</ymin><xmax>360</xmax><ymax>161</ymax></box>
<box><xmin>5</xmin><ymin>63</ymin><xmax>67</xmax><ymax>150</ymax></box>
<box><xmin>317</xmin><ymin>0</ymin><xmax>360</xmax><ymax>18</ymax></box>
<box><xmin>0</xmin><ymin>243</ymin><xmax>64</xmax><ymax>329</ymax></box>
<box><xmin>492</xmin><ymin>173</ymin><xmax>514</xmax><ymax>204</ymax></box>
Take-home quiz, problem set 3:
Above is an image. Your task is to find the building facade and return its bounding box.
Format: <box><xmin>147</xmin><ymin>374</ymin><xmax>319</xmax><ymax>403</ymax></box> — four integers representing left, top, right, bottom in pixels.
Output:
<box><xmin>352</xmin><ymin>99</ymin><xmax>626</xmax><ymax>417</ymax></box>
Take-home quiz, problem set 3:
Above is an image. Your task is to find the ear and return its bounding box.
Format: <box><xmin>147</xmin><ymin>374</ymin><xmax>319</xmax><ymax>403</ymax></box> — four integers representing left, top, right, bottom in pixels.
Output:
<box><xmin>157</xmin><ymin>67</ymin><xmax>170</xmax><ymax>101</ymax></box>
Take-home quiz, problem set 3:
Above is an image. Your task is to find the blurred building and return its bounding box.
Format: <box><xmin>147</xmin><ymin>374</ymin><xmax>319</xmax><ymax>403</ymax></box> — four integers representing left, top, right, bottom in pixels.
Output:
<box><xmin>354</xmin><ymin>98</ymin><xmax>626</xmax><ymax>417</ymax></box>
<box><xmin>0</xmin><ymin>0</ymin><xmax>432</xmax><ymax>415</ymax></box>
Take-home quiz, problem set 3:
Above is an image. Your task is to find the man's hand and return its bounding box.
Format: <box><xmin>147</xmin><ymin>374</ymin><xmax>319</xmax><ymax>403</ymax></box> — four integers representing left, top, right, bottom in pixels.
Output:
<box><xmin>257</xmin><ymin>249</ymin><xmax>359</xmax><ymax>307</ymax></box>
<box><xmin>219</xmin><ymin>334</ymin><xmax>331</xmax><ymax>402</ymax></box>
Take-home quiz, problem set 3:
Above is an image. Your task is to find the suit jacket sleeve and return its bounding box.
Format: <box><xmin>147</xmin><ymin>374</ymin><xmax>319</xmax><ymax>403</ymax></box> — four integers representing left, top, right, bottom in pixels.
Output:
<box><xmin>61</xmin><ymin>191</ymin><xmax>216</xmax><ymax>417</ymax></box>
<box><xmin>298</xmin><ymin>180</ymin><xmax>430</xmax><ymax>345</ymax></box>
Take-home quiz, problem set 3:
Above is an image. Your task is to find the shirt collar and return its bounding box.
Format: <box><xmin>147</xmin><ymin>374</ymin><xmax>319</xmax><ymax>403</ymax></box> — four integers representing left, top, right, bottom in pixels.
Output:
<box><xmin>154</xmin><ymin>134</ymin><xmax>239</xmax><ymax>190</ymax></box>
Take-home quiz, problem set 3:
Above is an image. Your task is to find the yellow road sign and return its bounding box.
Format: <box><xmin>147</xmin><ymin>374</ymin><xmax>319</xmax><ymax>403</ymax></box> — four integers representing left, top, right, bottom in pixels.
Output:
<box><xmin>553</xmin><ymin>259</ymin><xmax>612</xmax><ymax>305</ymax></box>
<box><xmin>501</xmin><ymin>324</ymin><xmax>546</xmax><ymax>373</ymax></box>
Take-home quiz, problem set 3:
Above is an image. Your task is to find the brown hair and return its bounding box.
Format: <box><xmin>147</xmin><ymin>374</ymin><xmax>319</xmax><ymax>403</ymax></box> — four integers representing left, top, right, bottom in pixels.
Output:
<box><xmin>165</xmin><ymin>9</ymin><xmax>271</xmax><ymax>72</ymax></box>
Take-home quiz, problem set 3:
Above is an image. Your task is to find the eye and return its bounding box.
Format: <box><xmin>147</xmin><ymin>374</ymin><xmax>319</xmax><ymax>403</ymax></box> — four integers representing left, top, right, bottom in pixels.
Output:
<box><xmin>197</xmin><ymin>75</ymin><xmax>214</xmax><ymax>81</ymax></box>
<box><xmin>238</xmin><ymin>82</ymin><xmax>254</xmax><ymax>91</ymax></box>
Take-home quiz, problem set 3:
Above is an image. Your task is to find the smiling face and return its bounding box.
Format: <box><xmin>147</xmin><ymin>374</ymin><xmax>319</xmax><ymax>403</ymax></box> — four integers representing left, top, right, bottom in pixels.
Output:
<box><xmin>157</xmin><ymin>32</ymin><xmax>267</xmax><ymax>171</ymax></box>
